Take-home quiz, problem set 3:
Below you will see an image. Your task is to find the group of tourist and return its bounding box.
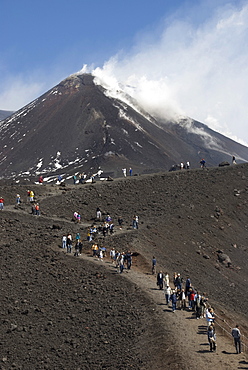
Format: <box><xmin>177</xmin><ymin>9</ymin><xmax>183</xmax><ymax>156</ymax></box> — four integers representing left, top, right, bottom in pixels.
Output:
<box><xmin>109</xmin><ymin>248</ymin><xmax>133</xmax><ymax>273</ymax></box>
<box><xmin>154</xmin><ymin>267</ymin><xmax>243</xmax><ymax>354</ymax></box>
<box><xmin>122</xmin><ymin>167</ymin><xmax>133</xmax><ymax>177</ymax></box>
<box><xmin>62</xmin><ymin>232</ymin><xmax>83</xmax><ymax>256</ymax></box>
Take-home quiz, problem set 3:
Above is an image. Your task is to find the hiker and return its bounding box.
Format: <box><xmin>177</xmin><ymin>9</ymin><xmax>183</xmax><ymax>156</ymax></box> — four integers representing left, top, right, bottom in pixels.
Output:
<box><xmin>29</xmin><ymin>190</ymin><xmax>34</xmax><ymax>202</ymax></box>
<box><xmin>75</xmin><ymin>232</ymin><xmax>80</xmax><ymax>242</ymax></box>
<box><xmin>39</xmin><ymin>175</ymin><xmax>43</xmax><ymax>184</ymax></box>
<box><xmin>76</xmin><ymin>213</ymin><xmax>81</xmax><ymax>223</ymax></box>
<box><xmin>164</xmin><ymin>272</ymin><xmax>170</xmax><ymax>287</ymax></box>
<box><xmin>87</xmin><ymin>229</ymin><xmax>92</xmax><ymax>242</ymax></box>
<box><xmin>105</xmin><ymin>214</ymin><xmax>112</xmax><ymax>222</ymax></box>
<box><xmin>109</xmin><ymin>222</ymin><xmax>114</xmax><ymax>234</ymax></box>
<box><xmin>152</xmin><ymin>256</ymin><xmax>157</xmax><ymax>275</ymax></box>
<box><xmin>62</xmin><ymin>235</ymin><xmax>67</xmax><ymax>249</ymax></box>
<box><xmin>96</xmin><ymin>207</ymin><xmax>102</xmax><ymax>221</ymax></box>
<box><xmin>165</xmin><ymin>285</ymin><xmax>172</xmax><ymax>305</ymax></box>
<box><xmin>185</xmin><ymin>277</ymin><xmax>191</xmax><ymax>295</ymax></box>
<box><xmin>170</xmin><ymin>290</ymin><xmax>177</xmax><ymax>312</ymax></box>
<box><xmin>207</xmin><ymin>325</ymin><xmax>217</xmax><ymax>352</ymax></box>
<box><xmin>78</xmin><ymin>241</ymin><xmax>83</xmax><ymax>255</ymax></box>
<box><xmin>132</xmin><ymin>215</ymin><xmax>139</xmax><ymax>229</ymax></box>
<box><xmin>110</xmin><ymin>248</ymin><xmax>116</xmax><ymax>264</ymax></box>
<box><xmin>74</xmin><ymin>241</ymin><xmax>80</xmax><ymax>257</ymax></box>
<box><xmin>200</xmin><ymin>159</ymin><xmax>206</xmax><ymax>168</ymax></box>
<box><xmin>92</xmin><ymin>243</ymin><xmax>98</xmax><ymax>257</ymax></box>
<box><xmin>206</xmin><ymin>307</ymin><xmax>215</xmax><ymax>326</ymax></box>
<box><xmin>232</xmin><ymin>156</ymin><xmax>237</xmax><ymax>164</ymax></box>
<box><xmin>35</xmin><ymin>203</ymin><xmax>40</xmax><ymax>216</ymax></box>
<box><xmin>0</xmin><ymin>196</ymin><xmax>4</xmax><ymax>210</ymax></box>
<box><xmin>157</xmin><ymin>271</ymin><xmax>164</xmax><ymax>290</ymax></box>
<box><xmin>73</xmin><ymin>174</ymin><xmax>77</xmax><ymax>184</ymax></box>
<box><xmin>67</xmin><ymin>234</ymin><xmax>72</xmax><ymax>253</ymax></box>
<box><xmin>119</xmin><ymin>253</ymin><xmax>125</xmax><ymax>273</ymax></box>
<box><xmin>129</xmin><ymin>167</ymin><xmax>132</xmax><ymax>176</ymax></box>
<box><xmin>179</xmin><ymin>288</ymin><xmax>187</xmax><ymax>310</ymax></box>
<box><xmin>16</xmin><ymin>194</ymin><xmax>21</xmax><ymax>205</ymax></box>
<box><xmin>188</xmin><ymin>288</ymin><xmax>195</xmax><ymax>310</ymax></box>
<box><xmin>174</xmin><ymin>273</ymin><xmax>182</xmax><ymax>290</ymax></box>
<box><xmin>195</xmin><ymin>292</ymin><xmax>203</xmax><ymax>319</ymax></box>
<box><xmin>126</xmin><ymin>251</ymin><xmax>132</xmax><ymax>270</ymax></box>
<box><xmin>231</xmin><ymin>325</ymin><xmax>242</xmax><ymax>354</ymax></box>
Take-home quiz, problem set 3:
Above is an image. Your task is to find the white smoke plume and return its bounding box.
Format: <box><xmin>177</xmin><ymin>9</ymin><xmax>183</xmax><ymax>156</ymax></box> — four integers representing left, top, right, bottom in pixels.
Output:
<box><xmin>85</xmin><ymin>2</ymin><xmax>248</xmax><ymax>146</ymax></box>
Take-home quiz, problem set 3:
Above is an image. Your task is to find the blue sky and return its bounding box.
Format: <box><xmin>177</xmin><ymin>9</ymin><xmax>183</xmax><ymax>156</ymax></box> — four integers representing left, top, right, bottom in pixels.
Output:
<box><xmin>1</xmin><ymin>0</ymin><xmax>248</xmax><ymax>145</ymax></box>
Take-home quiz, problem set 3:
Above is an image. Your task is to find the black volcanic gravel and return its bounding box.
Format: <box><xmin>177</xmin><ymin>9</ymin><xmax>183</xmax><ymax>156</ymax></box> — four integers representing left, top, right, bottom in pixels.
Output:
<box><xmin>1</xmin><ymin>163</ymin><xmax>248</xmax><ymax>368</ymax></box>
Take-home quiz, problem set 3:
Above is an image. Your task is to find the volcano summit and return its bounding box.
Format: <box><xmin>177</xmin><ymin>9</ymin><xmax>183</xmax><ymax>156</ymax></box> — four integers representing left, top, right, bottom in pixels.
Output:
<box><xmin>1</xmin><ymin>73</ymin><xmax>248</xmax><ymax>180</ymax></box>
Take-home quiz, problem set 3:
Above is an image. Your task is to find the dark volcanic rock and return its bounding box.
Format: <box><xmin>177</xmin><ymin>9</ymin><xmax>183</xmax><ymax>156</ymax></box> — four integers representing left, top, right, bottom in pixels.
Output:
<box><xmin>1</xmin><ymin>74</ymin><xmax>248</xmax><ymax>180</ymax></box>
<box><xmin>1</xmin><ymin>161</ymin><xmax>248</xmax><ymax>368</ymax></box>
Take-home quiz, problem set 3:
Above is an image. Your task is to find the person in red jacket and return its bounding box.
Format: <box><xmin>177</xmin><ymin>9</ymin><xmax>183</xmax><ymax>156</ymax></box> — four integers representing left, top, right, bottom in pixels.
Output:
<box><xmin>0</xmin><ymin>197</ymin><xmax>4</xmax><ymax>210</ymax></box>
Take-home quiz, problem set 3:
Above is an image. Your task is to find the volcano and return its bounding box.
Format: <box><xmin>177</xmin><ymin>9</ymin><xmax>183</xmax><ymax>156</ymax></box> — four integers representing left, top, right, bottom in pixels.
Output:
<box><xmin>0</xmin><ymin>73</ymin><xmax>248</xmax><ymax>180</ymax></box>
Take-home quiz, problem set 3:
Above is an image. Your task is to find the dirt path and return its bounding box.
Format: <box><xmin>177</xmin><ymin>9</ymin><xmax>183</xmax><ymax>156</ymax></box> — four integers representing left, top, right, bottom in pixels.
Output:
<box><xmin>5</xmin><ymin>191</ymin><xmax>248</xmax><ymax>369</ymax></box>
<box><xmin>61</xmin><ymin>249</ymin><xmax>248</xmax><ymax>370</ymax></box>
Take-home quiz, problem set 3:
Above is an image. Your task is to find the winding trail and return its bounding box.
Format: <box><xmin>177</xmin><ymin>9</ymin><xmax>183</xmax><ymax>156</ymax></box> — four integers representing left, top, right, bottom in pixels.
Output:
<box><xmin>56</xmin><ymin>247</ymin><xmax>248</xmax><ymax>370</ymax></box>
<box><xmin>4</xmin><ymin>189</ymin><xmax>248</xmax><ymax>369</ymax></box>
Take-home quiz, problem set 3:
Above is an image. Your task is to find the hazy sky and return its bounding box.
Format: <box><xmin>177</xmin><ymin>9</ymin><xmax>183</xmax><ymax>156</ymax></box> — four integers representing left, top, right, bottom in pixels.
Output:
<box><xmin>1</xmin><ymin>0</ymin><xmax>248</xmax><ymax>145</ymax></box>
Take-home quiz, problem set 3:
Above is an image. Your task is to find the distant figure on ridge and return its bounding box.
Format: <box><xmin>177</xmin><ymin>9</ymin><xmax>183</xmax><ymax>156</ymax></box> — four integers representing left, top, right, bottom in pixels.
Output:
<box><xmin>200</xmin><ymin>159</ymin><xmax>206</xmax><ymax>168</ymax></box>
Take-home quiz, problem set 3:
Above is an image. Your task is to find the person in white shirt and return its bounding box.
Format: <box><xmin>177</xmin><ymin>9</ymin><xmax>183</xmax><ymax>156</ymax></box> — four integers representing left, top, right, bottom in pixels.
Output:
<box><xmin>206</xmin><ymin>307</ymin><xmax>215</xmax><ymax>326</ymax></box>
<box><xmin>165</xmin><ymin>286</ymin><xmax>172</xmax><ymax>305</ymax></box>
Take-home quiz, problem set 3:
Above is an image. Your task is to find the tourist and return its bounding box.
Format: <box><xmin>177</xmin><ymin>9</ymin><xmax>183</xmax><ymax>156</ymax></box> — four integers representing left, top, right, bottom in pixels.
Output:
<box><xmin>110</xmin><ymin>248</ymin><xmax>115</xmax><ymax>264</ymax></box>
<box><xmin>170</xmin><ymin>290</ymin><xmax>177</xmax><ymax>312</ymax></box>
<box><xmin>206</xmin><ymin>307</ymin><xmax>215</xmax><ymax>326</ymax></box>
<box><xmin>74</xmin><ymin>241</ymin><xmax>80</xmax><ymax>257</ymax></box>
<box><xmin>179</xmin><ymin>288</ymin><xmax>187</xmax><ymax>310</ymax></box>
<box><xmin>96</xmin><ymin>207</ymin><xmax>102</xmax><ymax>221</ymax></box>
<box><xmin>67</xmin><ymin>233</ymin><xmax>72</xmax><ymax>253</ymax></box>
<box><xmin>29</xmin><ymin>190</ymin><xmax>34</xmax><ymax>202</ymax></box>
<box><xmin>126</xmin><ymin>251</ymin><xmax>132</xmax><ymax>270</ymax></box>
<box><xmin>62</xmin><ymin>235</ymin><xmax>67</xmax><ymax>249</ymax></box>
<box><xmin>35</xmin><ymin>203</ymin><xmax>40</xmax><ymax>216</ymax></box>
<box><xmin>207</xmin><ymin>325</ymin><xmax>216</xmax><ymax>352</ymax></box>
<box><xmin>119</xmin><ymin>253</ymin><xmax>125</xmax><ymax>273</ymax></box>
<box><xmin>16</xmin><ymin>194</ymin><xmax>21</xmax><ymax>205</ymax></box>
<box><xmin>200</xmin><ymin>159</ymin><xmax>206</xmax><ymax>168</ymax></box>
<box><xmin>152</xmin><ymin>256</ymin><xmax>157</xmax><ymax>275</ymax></box>
<box><xmin>0</xmin><ymin>196</ymin><xmax>4</xmax><ymax>210</ymax></box>
<box><xmin>157</xmin><ymin>271</ymin><xmax>164</xmax><ymax>290</ymax></box>
<box><xmin>165</xmin><ymin>285</ymin><xmax>171</xmax><ymax>305</ymax></box>
<box><xmin>231</xmin><ymin>325</ymin><xmax>242</xmax><ymax>354</ymax></box>
<box><xmin>164</xmin><ymin>272</ymin><xmax>170</xmax><ymax>287</ymax></box>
